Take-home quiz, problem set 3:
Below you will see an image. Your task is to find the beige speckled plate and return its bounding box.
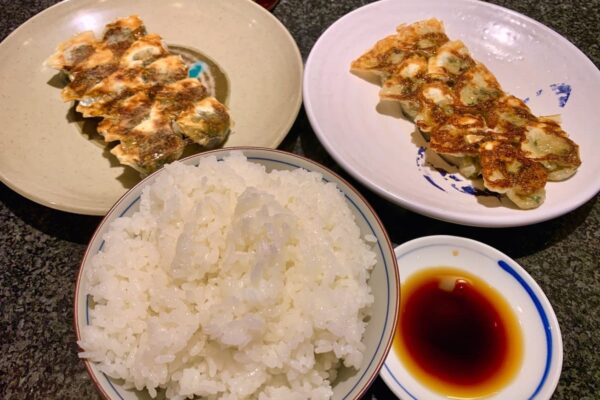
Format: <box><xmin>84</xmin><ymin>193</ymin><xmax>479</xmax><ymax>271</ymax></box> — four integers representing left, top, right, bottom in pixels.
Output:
<box><xmin>0</xmin><ymin>0</ymin><xmax>302</xmax><ymax>215</ymax></box>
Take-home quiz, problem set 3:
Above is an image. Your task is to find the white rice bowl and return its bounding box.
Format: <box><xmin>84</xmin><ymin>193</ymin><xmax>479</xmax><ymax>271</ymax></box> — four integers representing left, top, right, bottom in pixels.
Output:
<box><xmin>78</xmin><ymin>152</ymin><xmax>378</xmax><ymax>400</ymax></box>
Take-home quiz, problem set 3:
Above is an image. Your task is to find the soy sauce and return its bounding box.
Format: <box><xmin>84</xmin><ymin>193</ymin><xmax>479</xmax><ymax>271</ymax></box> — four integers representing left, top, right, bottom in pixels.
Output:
<box><xmin>394</xmin><ymin>267</ymin><xmax>523</xmax><ymax>398</ymax></box>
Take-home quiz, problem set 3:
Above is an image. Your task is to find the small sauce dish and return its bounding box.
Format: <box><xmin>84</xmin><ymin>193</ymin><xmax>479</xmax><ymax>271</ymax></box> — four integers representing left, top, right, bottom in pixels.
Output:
<box><xmin>380</xmin><ymin>235</ymin><xmax>562</xmax><ymax>400</ymax></box>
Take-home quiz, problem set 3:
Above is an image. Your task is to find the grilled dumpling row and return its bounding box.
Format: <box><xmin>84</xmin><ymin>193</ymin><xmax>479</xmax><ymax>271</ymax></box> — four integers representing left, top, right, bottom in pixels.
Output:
<box><xmin>47</xmin><ymin>15</ymin><xmax>231</xmax><ymax>175</ymax></box>
<box><xmin>351</xmin><ymin>18</ymin><xmax>580</xmax><ymax>209</ymax></box>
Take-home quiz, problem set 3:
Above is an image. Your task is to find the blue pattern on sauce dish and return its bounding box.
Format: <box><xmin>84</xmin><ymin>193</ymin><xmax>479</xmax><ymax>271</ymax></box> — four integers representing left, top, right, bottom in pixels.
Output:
<box><xmin>380</xmin><ymin>236</ymin><xmax>563</xmax><ymax>400</ymax></box>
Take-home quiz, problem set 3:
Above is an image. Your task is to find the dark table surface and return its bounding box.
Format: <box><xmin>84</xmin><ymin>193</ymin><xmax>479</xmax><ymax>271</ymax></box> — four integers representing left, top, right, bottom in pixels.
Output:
<box><xmin>1</xmin><ymin>0</ymin><xmax>598</xmax><ymax>399</ymax></box>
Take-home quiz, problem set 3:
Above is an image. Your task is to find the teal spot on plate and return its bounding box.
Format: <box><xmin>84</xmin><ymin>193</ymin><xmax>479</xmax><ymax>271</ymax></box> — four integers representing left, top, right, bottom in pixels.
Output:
<box><xmin>188</xmin><ymin>62</ymin><xmax>204</xmax><ymax>78</ymax></box>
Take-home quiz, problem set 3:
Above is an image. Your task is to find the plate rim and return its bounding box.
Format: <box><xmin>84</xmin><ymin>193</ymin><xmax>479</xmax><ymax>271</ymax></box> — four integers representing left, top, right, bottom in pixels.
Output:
<box><xmin>303</xmin><ymin>0</ymin><xmax>600</xmax><ymax>228</ymax></box>
<box><xmin>0</xmin><ymin>0</ymin><xmax>303</xmax><ymax>216</ymax></box>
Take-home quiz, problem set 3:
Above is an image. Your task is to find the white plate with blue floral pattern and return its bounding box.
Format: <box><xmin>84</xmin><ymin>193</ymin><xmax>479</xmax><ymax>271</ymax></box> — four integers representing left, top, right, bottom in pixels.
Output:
<box><xmin>304</xmin><ymin>0</ymin><xmax>600</xmax><ymax>227</ymax></box>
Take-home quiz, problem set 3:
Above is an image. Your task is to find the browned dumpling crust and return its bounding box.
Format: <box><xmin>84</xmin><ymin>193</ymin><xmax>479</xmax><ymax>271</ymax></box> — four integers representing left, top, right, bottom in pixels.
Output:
<box><xmin>47</xmin><ymin>15</ymin><xmax>231</xmax><ymax>176</ymax></box>
<box><xmin>351</xmin><ymin>18</ymin><xmax>581</xmax><ymax>209</ymax></box>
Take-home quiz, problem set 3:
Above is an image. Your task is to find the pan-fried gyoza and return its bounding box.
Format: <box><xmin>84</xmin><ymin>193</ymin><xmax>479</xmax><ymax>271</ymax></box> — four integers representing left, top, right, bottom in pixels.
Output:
<box><xmin>351</xmin><ymin>19</ymin><xmax>580</xmax><ymax>209</ymax></box>
<box><xmin>47</xmin><ymin>15</ymin><xmax>231</xmax><ymax>175</ymax></box>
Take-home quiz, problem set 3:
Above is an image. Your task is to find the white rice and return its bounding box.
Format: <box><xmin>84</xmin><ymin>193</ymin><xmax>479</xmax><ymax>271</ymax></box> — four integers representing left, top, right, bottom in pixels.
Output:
<box><xmin>79</xmin><ymin>152</ymin><xmax>376</xmax><ymax>400</ymax></box>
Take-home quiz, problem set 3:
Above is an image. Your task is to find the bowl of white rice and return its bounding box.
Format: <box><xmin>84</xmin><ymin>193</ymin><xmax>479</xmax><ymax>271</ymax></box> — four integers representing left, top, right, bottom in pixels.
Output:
<box><xmin>74</xmin><ymin>147</ymin><xmax>400</xmax><ymax>400</ymax></box>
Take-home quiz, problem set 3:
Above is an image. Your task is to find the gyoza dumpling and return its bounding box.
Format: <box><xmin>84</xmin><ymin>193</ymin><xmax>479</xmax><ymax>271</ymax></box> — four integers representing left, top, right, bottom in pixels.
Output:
<box><xmin>96</xmin><ymin>92</ymin><xmax>153</xmax><ymax>142</ymax></box>
<box><xmin>110</xmin><ymin>121</ymin><xmax>186</xmax><ymax>175</ymax></box>
<box><xmin>378</xmin><ymin>54</ymin><xmax>428</xmax><ymax>119</ymax></box>
<box><xmin>174</xmin><ymin>97</ymin><xmax>231</xmax><ymax>148</ymax></box>
<box><xmin>46</xmin><ymin>31</ymin><xmax>97</xmax><ymax>71</ymax></box>
<box><xmin>479</xmin><ymin>140</ymin><xmax>548</xmax><ymax>209</ymax></box>
<box><xmin>102</xmin><ymin>15</ymin><xmax>147</xmax><ymax>55</ymax></box>
<box><xmin>521</xmin><ymin>120</ymin><xmax>581</xmax><ymax>181</ymax></box>
<box><xmin>350</xmin><ymin>18</ymin><xmax>448</xmax><ymax>79</ymax></box>
<box><xmin>427</xmin><ymin>40</ymin><xmax>475</xmax><ymax>80</ymax></box>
